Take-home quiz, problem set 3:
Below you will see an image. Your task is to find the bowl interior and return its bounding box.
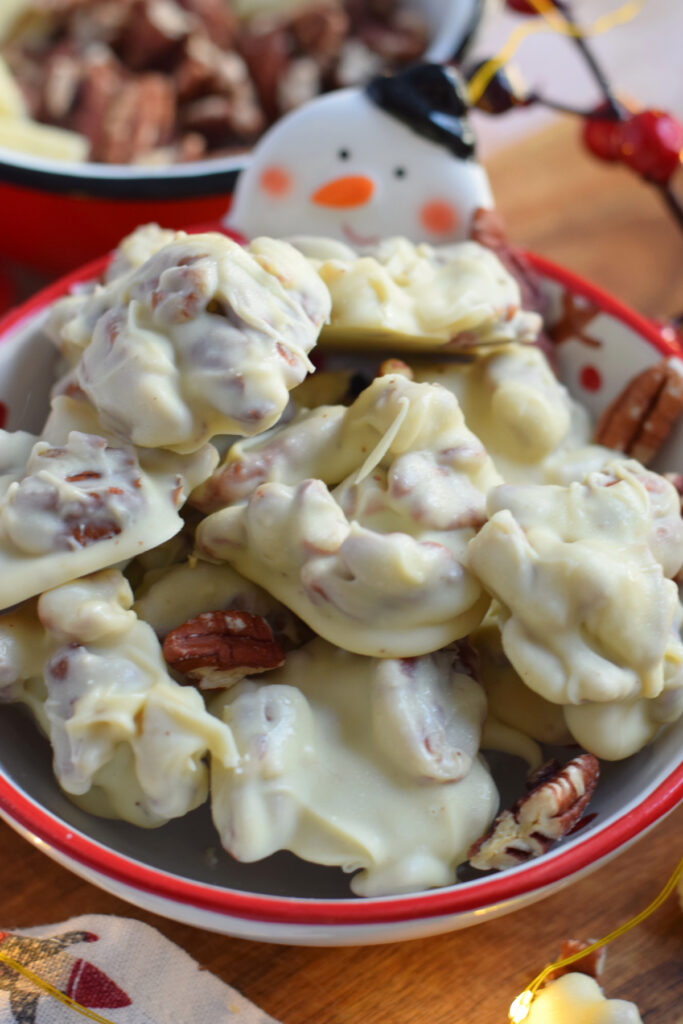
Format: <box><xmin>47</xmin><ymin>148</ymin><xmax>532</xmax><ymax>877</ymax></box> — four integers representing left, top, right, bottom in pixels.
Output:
<box><xmin>0</xmin><ymin>255</ymin><xmax>681</xmax><ymax>909</ymax></box>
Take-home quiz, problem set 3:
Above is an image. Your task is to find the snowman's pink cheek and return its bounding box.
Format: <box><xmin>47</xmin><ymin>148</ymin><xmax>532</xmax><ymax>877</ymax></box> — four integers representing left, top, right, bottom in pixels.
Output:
<box><xmin>419</xmin><ymin>200</ymin><xmax>459</xmax><ymax>236</ymax></box>
<box><xmin>259</xmin><ymin>165</ymin><xmax>293</xmax><ymax>198</ymax></box>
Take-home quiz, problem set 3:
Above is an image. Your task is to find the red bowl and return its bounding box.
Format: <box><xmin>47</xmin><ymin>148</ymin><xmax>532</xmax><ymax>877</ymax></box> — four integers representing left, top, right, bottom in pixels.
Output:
<box><xmin>0</xmin><ymin>154</ymin><xmax>238</xmax><ymax>275</ymax></box>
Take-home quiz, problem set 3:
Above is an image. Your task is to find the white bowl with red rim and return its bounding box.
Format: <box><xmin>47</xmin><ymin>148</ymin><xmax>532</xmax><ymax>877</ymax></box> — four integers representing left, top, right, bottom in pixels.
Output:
<box><xmin>0</xmin><ymin>0</ymin><xmax>484</xmax><ymax>276</ymax></box>
<box><xmin>0</xmin><ymin>242</ymin><xmax>680</xmax><ymax>944</ymax></box>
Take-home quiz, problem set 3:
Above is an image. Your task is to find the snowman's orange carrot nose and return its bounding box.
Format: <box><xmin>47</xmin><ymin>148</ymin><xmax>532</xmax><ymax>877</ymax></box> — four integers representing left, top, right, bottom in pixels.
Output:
<box><xmin>311</xmin><ymin>175</ymin><xmax>374</xmax><ymax>207</ymax></box>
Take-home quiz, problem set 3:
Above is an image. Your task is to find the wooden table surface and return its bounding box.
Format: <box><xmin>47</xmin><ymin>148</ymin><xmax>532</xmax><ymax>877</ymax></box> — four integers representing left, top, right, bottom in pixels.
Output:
<box><xmin>1</xmin><ymin>119</ymin><xmax>682</xmax><ymax>1023</ymax></box>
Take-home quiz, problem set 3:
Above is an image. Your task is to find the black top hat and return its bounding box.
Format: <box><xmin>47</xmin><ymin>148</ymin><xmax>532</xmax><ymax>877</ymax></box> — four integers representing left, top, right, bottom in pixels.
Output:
<box><xmin>365</xmin><ymin>63</ymin><xmax>476</xmax><ymax>161</ymax></box>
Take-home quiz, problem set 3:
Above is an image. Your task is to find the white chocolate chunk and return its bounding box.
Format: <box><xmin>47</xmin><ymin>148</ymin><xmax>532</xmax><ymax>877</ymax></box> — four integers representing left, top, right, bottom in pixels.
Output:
<box><xmin>210</xmin><ymin>639</ymin><xmax>496</xmax><ymax>896</ymax></box>
<box><xmin>46</xmin><ymin>229</ymin><xmax>331</xmax><ymax>453</ymax></box>
<box><xmin>526</xmin><ymin>974</ymin><xmax>642</xmax><ymax>1024</ymax></box>
<box><xmin>0</xmin><ymin>602</ymin><xmax>47</xmax><ymax>703</ymax></box>
<box><xmin>473</xmin><ymin>620</ymin><xmax>573</xmax><ymax>746</ymax></box>
<box><xmin>293</xmin><ymin>236</ymin><xmax>541</xmax><ymax>350</ymax></box>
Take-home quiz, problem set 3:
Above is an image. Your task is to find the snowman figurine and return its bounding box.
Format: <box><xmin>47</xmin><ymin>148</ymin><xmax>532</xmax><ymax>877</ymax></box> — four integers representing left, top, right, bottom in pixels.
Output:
<box><xmin>227</xmin><ymin>63</ymin><xmax>494</xmax><ymax>246</ymax></box>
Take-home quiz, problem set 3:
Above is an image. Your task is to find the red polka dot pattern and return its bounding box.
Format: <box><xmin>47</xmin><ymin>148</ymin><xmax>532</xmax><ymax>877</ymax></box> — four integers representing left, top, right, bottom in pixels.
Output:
<box><xmin>579</xmin><ymin>365</ymin><xmax>602</xmax><ymax>392</ymax></box>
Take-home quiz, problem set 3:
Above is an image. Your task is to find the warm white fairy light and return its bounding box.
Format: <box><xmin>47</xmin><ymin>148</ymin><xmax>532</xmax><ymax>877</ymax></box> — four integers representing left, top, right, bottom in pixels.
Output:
<box><xmin>507</xmin><ymin>856</ymin><xmax>683</xmax><ymax>1023</ymax></box>
<box><xmin>509</xmin><ymin>989</ymin><xmax>533</xmax><ymax>1023</ymax></box>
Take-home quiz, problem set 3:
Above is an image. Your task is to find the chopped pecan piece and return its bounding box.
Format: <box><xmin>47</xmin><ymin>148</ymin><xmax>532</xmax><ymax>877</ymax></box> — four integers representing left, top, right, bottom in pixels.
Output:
<box><xmin>116</xmin><ymin>0</ymin><xmax>192</xmax><ymax>71</ymax></box>
<box><xmin>546</xmin><ymin>939</ymin><xmax>606</xmax><ymax>983</ymax></box>
<box><xmin>176</xmin><ymin>35</ymin><xmax>253</xmax><ymax>102</ymax></box>
<box><xmin>180</xmin><ymin>91</ymin><xmax>263</xmax><ymax>145</ymax></box>
<box><xmin>177</xmin><ymin>0</ymin><xmax>238</xmax><ymax>50</ymax></box>
<box><xmin>162</xmin><ymin>609</ymin><xmax>285</xmax><ymax>689</ymax></box>
<box><xmin>292</xmin><ymin>4</ymin><xmax>349</xmax><ymax>60</ymax></box>
<box><xmin>71</xmin><ymin>56</ymin><xmax>127</xmax><ymax>154</ymax></box>
<box><xmin>378</xmin><ymin>358</ymin><xmax>413</xmax><ymax>379</ymax></box>
<box><xmin>236</xmin><ymin>24</ymin><xmax>291</xmax><ymax>120</ymax></box>
<box><xmin>356</xmin><ymin>10</ymin><xmax>428</xmax><ymax>63</ymax></box>
<box><xmin>468</xmin><ymin>753</ymin><xmax>600</xmax><ymax>871</ymax></box>
<box><xmin>92</xmin><ymin>73</ymin><xmax>176</xmax><ymax>163</ymax></box>
<box><xmin>277</xmin><ymin>56</ymin><xmax>321</xmax><ymax>114</ymax></box>
<box><xmin>593</xmin><ymin>357</ymin><xmax>683</xmax><ymax>465</ymax></box>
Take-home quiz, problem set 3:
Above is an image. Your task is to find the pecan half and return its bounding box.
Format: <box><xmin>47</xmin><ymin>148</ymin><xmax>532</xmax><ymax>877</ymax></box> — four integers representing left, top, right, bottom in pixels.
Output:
<box><xmin>593</xmin><ymin>357</ymin><xmax>683</xmax><ymax>465</ymax></box>
<box><xmin>467</xmin><ymin>753</ymin><xmax>599</xmax><ymax>871</ymax></box>
<box><xmin>116</xmin><ymin>0</ymin><xmax>192</xmax><ymax>72</ymax></box>
<box><xmin>162</xmin><ymin>609</ymin><xmax>285</xmax><ymax>689</ymax></box>
<box><xmin>292</xmin><ymin>5</ymin><xmax>349</xmax><ymax>61</ymax></box>
<box><xmin>93</xmin><ymin>73</ymin><xmax>176</xmax><ymax>163</ymax></box>
<box><xmin>546</xmin><ymin>939</ymin><xmax>606</xmax><ymax>983</ymax></box>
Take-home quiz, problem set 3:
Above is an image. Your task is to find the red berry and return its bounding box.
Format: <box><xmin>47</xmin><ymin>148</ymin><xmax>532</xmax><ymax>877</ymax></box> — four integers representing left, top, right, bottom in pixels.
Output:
<box><xmin>505</xmin><ymin>0</ymin><xmax>542</xmax><ymax>13</ymax></box>
<box><xmin>583</xmin><ymin>111</ymin><xmax>624</xmax><ymax>162</ymax></box>
<box><xmin>619</xmin><ymin>110</ymin><xmax>683</xmax><ymax>183</ymax></box>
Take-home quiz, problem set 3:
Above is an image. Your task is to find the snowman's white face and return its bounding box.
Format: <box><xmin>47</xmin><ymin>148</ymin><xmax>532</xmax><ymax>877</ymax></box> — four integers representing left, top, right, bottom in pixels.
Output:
<box><xmin>228</xmin><ymin>89</ymin><xmax>494</xmax><ymax>246</ymax></box>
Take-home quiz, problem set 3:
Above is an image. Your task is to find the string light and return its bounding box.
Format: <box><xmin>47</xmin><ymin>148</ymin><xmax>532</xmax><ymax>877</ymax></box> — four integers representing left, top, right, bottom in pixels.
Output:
<box><xmin>467</xmin><ymin>0</ymin><xmax>647</xmax><ymax>106</ymax></box>
<box><xmin>508</xmin><ymin>855</ymin><xmax>683</xmax><ymax>1022</ymax></box>
<box><xmin>0</xmin><ymin>949</ymin><xmax>117</xmax><ymax>1023</ymax></box>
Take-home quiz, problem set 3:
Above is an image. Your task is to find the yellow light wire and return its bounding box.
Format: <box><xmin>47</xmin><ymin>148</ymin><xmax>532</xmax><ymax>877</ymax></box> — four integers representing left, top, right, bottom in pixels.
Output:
<box><xmin>508</xmin><ymin>854</ymin><xmax>683</xmax><ymax>1022</ymax></box>
<box><xmin>467</xmin><ymin>0</ymin><xmax>648</xmax><ymax>106</ymax></box>
<box><xmin>0</xmin><ymin>949</ymin><xmax>117</xmax><ymax>1023</ymax></box>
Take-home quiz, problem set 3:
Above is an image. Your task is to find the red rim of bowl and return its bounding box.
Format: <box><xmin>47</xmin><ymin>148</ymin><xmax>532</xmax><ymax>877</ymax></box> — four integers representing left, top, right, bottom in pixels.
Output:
<box><xmin>0</xmin><ymin>246</ymin><xmax>680</xmax><ymax>927</ymax></box>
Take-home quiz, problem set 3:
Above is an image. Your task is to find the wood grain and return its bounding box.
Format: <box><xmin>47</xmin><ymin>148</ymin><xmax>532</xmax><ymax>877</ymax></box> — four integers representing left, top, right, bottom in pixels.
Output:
<box><xmin>489</xmin><ymin>118</ymin><xmax>683</xmax><ymax>321</ymax></box>
<box><xmin>0</xmin><ymin>118</ymin><xmax>682</xmax><ymax>1023</ymax></box>
<box><xmin>0</xmin><ymin>810</ymin><xmax>680</xmax><ymax>1022</ymax></box>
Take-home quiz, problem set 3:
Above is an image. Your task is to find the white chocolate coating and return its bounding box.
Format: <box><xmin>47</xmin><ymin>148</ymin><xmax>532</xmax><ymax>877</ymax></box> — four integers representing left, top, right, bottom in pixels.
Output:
<box><xmin>526</xmin><ymin>974</ymin><xmax>642</xmax><ymax>1024</ymax></box>
<box><xmin>472</xmin><ymin>619</ymin><xmax>573</xmax><ymax>746</ymax></box>
<box><xmin>210</xmin><ymin>638</ymin><xmax>496</xmax><ymax>896</ymax></box>
<box><xmin>293</xmin><ymin>236</ymin><xmax>541</xmax><ymax>351</ymax></box>
<box><xmin>46</xmin><ymin>230</ymin><xmax>331</xmax><ymax>452</ymax></box>
<box><xmin>412</xmin><ymin>344</ymin><xmax>591</xmax><ymax>479</ymax></box>
<box><xmin>195</xmin><ymin>370</ymin><xmax>501</xmax><ymax>509</ymax></box>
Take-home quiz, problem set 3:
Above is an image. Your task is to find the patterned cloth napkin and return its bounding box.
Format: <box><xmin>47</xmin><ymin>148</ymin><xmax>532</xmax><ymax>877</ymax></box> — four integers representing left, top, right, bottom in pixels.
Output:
<box><xmin>0</xmin><ymin>915</ymin><xmax>279</xmax><ymax>1024</ymax></box>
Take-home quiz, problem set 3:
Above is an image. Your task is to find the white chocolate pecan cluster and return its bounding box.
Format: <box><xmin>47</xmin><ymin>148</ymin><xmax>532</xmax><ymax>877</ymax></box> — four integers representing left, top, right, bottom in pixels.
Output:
<box><xmin>467</xmin><ymin>461</ymin><xmax>683</xmax><ymax>760</ymax></box>
<box><xmin>196</xmin><ymin>373</ymin><xmax>500</xmax><ymax>657</ymax></box>
<box><xmin>290</xmin><ymin>236</ymin><xmax>542</xmax><ymax>351</ymax></box>
<box><xmin>210</xmin><ymin>639</ymin><xmax>497</xmax><ymax>896</ymax></box>
<box><xmin>2</xmin><ymin>225</ymin><xmax>682</xmax><ymax>897</ymax></box>
<box><xmin>47</xmin><ymin>231</ymin><xmax>331</xmax><ymax>452</ymax></box>
<box><xmin>0</xmin><ymin>570</ymin><xmax>237</xmax><ymax>827</ymax></box>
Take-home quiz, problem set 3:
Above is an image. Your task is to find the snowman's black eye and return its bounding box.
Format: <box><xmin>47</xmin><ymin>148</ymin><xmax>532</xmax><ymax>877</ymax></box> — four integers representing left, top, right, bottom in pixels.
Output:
<box><xmin>393</xmin><ymin>166</ymin><xmax>407</xmax><ymax>178</ymax></box>
<box><xmin>338</xmin><ymin>148</ymin><xmax>351</xmax><ymax>160</ymax></box>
